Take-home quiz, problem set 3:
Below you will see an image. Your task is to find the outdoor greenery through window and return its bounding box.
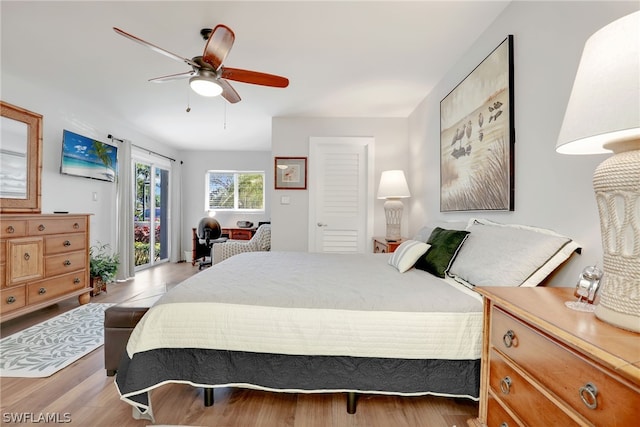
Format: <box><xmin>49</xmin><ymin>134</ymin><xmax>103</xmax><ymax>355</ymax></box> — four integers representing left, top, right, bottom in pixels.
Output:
<box><xmin>207</xmin><ymin>171</ymin><xmax>265</xmax><ymax>211</ymax></box>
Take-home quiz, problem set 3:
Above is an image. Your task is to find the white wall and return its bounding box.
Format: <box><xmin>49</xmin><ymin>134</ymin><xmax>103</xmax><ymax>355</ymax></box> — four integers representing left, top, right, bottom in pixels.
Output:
<box><xmin>178</xmin><ymin>150</ymin><xmax>272</xmax><ymax>255</ymax></box>
<box><xmin>2</xmin><ymin>72</ymin><xmax>273</xmax><ymax>264</ymax></box>
<box><xmin>271</xmin><ymin>117</ymin><xmax>408</xmax><ymax>251</ymax></box>
<box><xmin>1</xmin><ymin>73</ymin><xmax>180</xmax><ymax>255</ymax></box>
<box><xmin>407</xmin><ymin>1</ymin><xmax>639</xmax><ymax>286</ymax></box>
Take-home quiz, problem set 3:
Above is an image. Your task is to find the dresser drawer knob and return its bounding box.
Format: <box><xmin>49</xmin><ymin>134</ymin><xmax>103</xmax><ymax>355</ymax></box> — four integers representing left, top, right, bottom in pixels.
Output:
<box><xmin>500</xmin><ymin>423</ymin><xmax>509</xmax><ymax>427</ymax></box>
<box><xmin>579</xmin><ymin>382</ymin><xmax>598</xmax><ymax>409</ymax></box>
<box><xmin>502</xmin><ymin>330</ymin><xmax>516</xmax><ymax>348</ymax></box>
<box><xmin>63</xmin><ymin>240</ymin><xmax>71</xmax><ymax>247</ymax></box>
<box><xmin>6</xmin><ymin>225</ymin><xmax>15</xmax><ymax>234</ymax></box>
<box><xmin>6</xmin><ymin>296</ymin><xmax>16</xmax><ymax>304</ymax></box>
<box><xmin>38</xmin><ymin>224</ymin><xmax>45</xmax><ymax>231</ymax></box>
<box><xmin>73</xmin><ymin>278</ymin><xmax>80</xmax><ymax>284</ymax></box>
<box><xmin>73</xmin><ymin>222</ymin><xmax>80</xmax><ymax>229</ymax></box>
<box><xmin>63</xmin><ymin>260</ymin><xmax>71</xmax><ymax>266</ymax></box>
<box><xmin>500</xmin><ymin>376</ymin><xmax>512</xmax><ymax>394</ymax></box>
<box><xmin>23</xmin><ymin>252</ymin><xmax>31</xmax><ymax>261</ymax></box>
<box><xmin>38</xmin><ymin>287</ymin><xmax>47</xmax><ymax>295</ymax></box>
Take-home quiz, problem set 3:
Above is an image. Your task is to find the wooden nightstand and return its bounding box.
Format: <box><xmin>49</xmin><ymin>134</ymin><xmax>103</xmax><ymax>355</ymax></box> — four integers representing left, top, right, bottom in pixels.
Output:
<box><xmin>469</xmin><ymin>287</ymin><xmax>640</xmax><ymax>427</ymax></box>
<box><xmin>372</xmin><ymin>237</ymin><xmax>406</xmax><ymax>253</ymax></box>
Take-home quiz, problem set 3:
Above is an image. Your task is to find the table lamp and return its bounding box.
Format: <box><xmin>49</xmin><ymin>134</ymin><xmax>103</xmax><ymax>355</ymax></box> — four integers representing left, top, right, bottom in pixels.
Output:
<box><xmin>377</xmin><ymin>170</ymin><xmax>411</xmax><ymax>241</ymax></box>
<box><xmin>556</xmin><ymin>11</ymin><xmax>640</xmax><ymax>332</ymax></box>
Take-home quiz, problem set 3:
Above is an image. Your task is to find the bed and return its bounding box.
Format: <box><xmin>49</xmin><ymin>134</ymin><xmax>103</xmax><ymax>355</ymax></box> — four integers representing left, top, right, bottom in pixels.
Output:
<box><xmin>115</xmin><ymin>218</ymin><xmax>580</xmax><ymax>422</ymax></box>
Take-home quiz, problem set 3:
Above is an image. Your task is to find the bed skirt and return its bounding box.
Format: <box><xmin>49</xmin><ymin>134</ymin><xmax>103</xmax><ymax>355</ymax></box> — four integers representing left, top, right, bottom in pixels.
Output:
<box><xmin>116</xmin><ymin>348</ymin><xmax>480</xmax><ymax>411</ymax></box>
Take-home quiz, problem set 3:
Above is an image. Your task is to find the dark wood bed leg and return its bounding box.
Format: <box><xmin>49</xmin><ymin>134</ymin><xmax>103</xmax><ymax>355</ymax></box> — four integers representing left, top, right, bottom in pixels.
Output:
<box><xmin>204</xmin><ymin>388</ymin><xmax>214</xmax><ymax>407</ymax></box>
<box><xmin>346</xmin><ymin>392</ymin><xmax>358</xmax><ymax>414</ymax></box>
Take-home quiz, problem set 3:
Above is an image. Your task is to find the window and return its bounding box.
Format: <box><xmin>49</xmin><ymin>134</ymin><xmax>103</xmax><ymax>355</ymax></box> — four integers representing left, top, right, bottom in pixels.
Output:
<box><xmin>207</xmin><ymin>171</ymin><xmax>265</xmax><ymax>211</ymax></box>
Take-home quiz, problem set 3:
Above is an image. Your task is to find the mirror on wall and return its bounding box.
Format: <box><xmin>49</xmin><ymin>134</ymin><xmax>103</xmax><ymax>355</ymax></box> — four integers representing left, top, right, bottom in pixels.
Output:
<box><xmin>0</xmin><ymin>101</ymin><xmax>42</xmax><ymax>213</ymax></box>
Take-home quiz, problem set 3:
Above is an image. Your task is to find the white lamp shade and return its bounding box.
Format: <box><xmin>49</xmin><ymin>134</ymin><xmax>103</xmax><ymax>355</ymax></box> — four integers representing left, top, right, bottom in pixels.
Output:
<box><xmin>189</xmin><ymin>75</ymin><xmax>223</xmax><ymax>97</ymax></box>
<box><xmin>377</xmin><ymin>170</ymin><xmax>410</xmax><ymax>199</ymax></box>
<box><xmin>556</xmin><ymin>11</ymin><xmax>640</xmax><ymax>155</ymax></box>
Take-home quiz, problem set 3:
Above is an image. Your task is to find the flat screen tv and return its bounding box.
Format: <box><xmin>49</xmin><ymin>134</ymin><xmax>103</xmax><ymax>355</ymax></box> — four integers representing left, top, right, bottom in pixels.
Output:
<box><xmin>60</xmin><ymin>130</ymin><xmax>117</xmax><ymax>182</ymax></box>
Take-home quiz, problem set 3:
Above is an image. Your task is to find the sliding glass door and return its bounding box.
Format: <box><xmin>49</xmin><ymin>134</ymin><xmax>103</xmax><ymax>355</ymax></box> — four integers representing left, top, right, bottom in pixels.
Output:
<box><xmin>134</xmin><ymin>159</ymin><xmax>169</xmax><ymax>269</ymax></box>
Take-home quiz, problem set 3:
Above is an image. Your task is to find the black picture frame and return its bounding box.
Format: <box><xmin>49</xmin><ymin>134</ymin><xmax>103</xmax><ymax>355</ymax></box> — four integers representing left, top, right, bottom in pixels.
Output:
<box><xmin>440</xmin><ymin>35</ymin><xmax>515</xmax><ymax>212</ymax></box>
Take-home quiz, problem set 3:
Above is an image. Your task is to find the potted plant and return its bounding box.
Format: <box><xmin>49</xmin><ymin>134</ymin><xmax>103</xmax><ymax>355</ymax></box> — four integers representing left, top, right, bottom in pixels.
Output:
<box><xmin>89</xmin><ymin>242</ymin><xmax>119</xmax><ymax>296</ymax></box>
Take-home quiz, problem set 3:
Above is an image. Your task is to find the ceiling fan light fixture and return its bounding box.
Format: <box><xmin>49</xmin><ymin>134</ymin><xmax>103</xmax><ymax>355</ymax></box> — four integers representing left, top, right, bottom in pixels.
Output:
<box><xmin>189</xmin><ymin>74</ymin><xmax>223</xmax><ymax>97</ymax></box>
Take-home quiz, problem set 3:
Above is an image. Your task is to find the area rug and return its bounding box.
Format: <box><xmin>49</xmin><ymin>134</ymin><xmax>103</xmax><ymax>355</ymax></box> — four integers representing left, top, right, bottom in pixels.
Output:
<box><xmin>0</xmin><ymin>303</ymin><xmax>114</xmax><ymax>378</ymax></box>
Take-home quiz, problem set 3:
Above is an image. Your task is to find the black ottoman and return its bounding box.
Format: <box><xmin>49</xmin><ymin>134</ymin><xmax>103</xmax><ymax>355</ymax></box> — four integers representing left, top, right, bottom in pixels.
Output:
<box><xmin>104</xmin><ymin>294</ymin><xmax>162</xmax><ymax>376</ymax></box>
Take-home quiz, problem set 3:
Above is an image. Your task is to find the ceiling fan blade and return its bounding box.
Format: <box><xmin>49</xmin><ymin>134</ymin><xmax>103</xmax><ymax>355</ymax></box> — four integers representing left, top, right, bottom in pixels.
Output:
<box><xmin>113</xmin><ymin>27</ymin><xmax>199</xmax><ymax>69</ymax></box>
<box><xmin>148</xmin><ymin>71</ymin><xmax>195</xmax><ymax>83</ymax></box>
<box><xmin>221</xmin><ymin>67</ymin><xmax>289</xmax><ymax>88</ymax></box>
<box><xmin>217</xmin><ymin>79</ymin><xmax>241</xmax><ymax>104</ymax></box>
<box><xmin>202</xmin><ymin>24</ymin><xmax>235</xmax><ymax>71</ymax></box>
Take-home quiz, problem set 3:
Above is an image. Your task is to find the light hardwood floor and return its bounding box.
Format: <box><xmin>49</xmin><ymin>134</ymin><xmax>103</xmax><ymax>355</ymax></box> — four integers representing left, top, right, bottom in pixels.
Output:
<box><xmin>0</xmin><ymin>262</ymin><xmax>478</xmax><ymax>426</ymax></box>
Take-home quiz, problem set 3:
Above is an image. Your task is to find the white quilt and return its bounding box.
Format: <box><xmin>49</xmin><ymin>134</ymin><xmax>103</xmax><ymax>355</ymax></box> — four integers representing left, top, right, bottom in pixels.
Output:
<box><xmin>127</xmin><ymin>251</ymin><xmax>484</xmax><ymax>360</ymax></box>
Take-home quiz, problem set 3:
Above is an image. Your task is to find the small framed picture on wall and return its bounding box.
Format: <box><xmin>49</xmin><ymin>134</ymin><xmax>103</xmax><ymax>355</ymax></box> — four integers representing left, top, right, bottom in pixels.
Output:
<box><xmin>274</xmin><ymin>157</ymin><xmax>307</xmax><ymax>190</ymax></box>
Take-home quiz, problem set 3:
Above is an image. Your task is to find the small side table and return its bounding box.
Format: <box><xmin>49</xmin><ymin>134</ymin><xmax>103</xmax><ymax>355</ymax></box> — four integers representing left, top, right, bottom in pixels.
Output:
<box><xmin>373</xmin><ymin>237</ymin><xmax>406</xmax><ymax>253</ymax></box>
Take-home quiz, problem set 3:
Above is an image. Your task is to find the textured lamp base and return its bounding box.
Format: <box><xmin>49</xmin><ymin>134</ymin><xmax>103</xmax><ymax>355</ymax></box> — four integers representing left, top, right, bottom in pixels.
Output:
<box><xmin>383</xmin><ymin>198</ymin><xmax>404</xmax><ymax>242</ymax></box>
<box><xmin>593</xmin><ymin>146</ymin><xmax>640</xmax><ymax>333</ymax></box>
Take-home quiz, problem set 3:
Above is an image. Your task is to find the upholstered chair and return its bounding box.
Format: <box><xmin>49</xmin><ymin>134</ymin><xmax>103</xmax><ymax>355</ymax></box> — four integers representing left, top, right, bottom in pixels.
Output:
<box><xmin>212</xmin><ymin>224</ymin><xmax>271</xmax><ymax>264</ymax></box>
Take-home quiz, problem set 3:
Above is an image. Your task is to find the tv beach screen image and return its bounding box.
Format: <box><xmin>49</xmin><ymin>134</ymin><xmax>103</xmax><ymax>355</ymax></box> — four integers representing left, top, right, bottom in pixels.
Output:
<box><xmin>61</xmin><ymin>130</ymin><xmax>117</xmax><ymax>182</ymax></box>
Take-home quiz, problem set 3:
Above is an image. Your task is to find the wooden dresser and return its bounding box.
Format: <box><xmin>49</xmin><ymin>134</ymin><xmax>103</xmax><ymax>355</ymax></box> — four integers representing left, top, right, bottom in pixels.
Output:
<box><xmin>222</xmin><ymin>227</ymin><xmax>256</xmax><ymax>241</ymax></box>
<box><xmin>470</xmin><ymin>287</ymin><xmax>640</xmax><ymax>427</ymax></box>
<box><xmin>0</xmin><ymin>214</ymin><xmax>91</xmax><ymax>322</ymax></box>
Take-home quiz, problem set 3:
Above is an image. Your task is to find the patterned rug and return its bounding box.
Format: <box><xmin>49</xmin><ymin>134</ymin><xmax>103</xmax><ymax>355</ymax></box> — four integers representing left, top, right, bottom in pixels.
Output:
<box><xmin>0</xmin><ymin>303</ymin><xmax>114</xmax><ymax>378</ymax></box>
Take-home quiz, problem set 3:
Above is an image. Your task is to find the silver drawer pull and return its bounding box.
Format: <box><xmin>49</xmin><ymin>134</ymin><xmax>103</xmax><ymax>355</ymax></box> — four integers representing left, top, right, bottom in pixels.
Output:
<box><xmin>6</xmin><ymin>296</ymin><xmax>16</xmax><ymax>304</ymax></box>
<box><xmin>502</xmin><ymin>330</ymin><xmax>516</xmax><ymax>348</ymax></box>
<box><xmin>579</xmin><ymin>382</ymin><xmax>598</xmax><ymax>409</ymax></box>
<box><xmin>38</xmin><ymin>287</ymin><xmax>47</xmax><ymax>295</ymax></box>
<box><xmin>500</xmin><ymin>376</ymin><xmax>512</xmax><ymax>394</ymax></box>
<box><xmin>63</xmin><ymin>240</ymin><xmax>71</xmax><ymax>247</ymax></box>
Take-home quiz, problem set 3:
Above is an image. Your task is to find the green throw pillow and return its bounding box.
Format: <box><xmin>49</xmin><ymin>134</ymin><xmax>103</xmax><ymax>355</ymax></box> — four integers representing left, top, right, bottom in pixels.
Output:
<box><xmin>415</xmin><ymin>227</ymin><xmax>470</xmax><ymax>278</ymax></box>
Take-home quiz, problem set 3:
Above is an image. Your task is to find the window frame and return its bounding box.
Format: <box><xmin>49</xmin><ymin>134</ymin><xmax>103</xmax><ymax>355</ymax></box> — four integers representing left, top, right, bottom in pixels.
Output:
<box><xmin>205</xmin><ymin>170</ymin><xmax>266</xmax><ymax>212</ymax></box>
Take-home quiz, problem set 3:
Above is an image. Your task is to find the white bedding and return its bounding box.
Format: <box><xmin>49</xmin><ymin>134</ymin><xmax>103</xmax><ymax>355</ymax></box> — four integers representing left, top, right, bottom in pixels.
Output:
<box><xmin>127</xmin><ymin>251</ymin><xmax>484</xmax><ymax>361</ymax></box>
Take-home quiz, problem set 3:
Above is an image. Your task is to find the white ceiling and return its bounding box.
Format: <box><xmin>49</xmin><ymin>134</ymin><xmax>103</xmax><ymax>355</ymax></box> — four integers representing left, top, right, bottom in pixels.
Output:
<box><xmin>1</xmin><ymin>1</ymin><xmax>510</xmax><ymax>151</ymax></box>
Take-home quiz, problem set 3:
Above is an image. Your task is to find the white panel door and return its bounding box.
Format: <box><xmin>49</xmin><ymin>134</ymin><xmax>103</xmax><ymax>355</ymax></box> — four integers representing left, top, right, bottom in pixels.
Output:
<box><xmin>309</xmin><ymin>137</ymin><xmax>374</xmax><ymax>253</ymax></box>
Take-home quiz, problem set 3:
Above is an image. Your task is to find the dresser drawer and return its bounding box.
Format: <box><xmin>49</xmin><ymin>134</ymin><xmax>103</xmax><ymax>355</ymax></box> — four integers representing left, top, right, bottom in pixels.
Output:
<box><xmin>230</xmin><ymin>228</ymin><xmax>254</xmax><ymax>240</ymax></box>
<box><xmin>0</xmin><ymin>286</ymin><xmax>26</xmax><ymax>314</ymax></box>
<box><xmin>45</xmin><ymin>251</ymin><xmax>86</xmax><ymax>276</ymax></box>
<box><xmin>1</xmin><ymin>220</ymin><xmax>26</xmax><ymax>238</ymax></box>
<box><xmin>44</xmin><ymin>234</ymin><xmax>86</xmax><ymax>255</ymax></box>
<box><xmin>489</xmin><ymin>348</ymin><xmax>581</xmax><ymax>425</ymax></box>
<box><xmin>491</xmin><ymin>307</ymin><xmax>640</xmax><ymax>425</ymax></box>
<box><xmin>27</xmin><ymin>217</ymin><xmax>86</xmax><ymax>236</ymax></box>
<box><xmin>487</xmin><ymin>393</ymin><xmax>520</xmax><ymax>427</ymax></box>
<box><xmin>6</xmin><ymin>237</ymin><xmax>44</xmax><ymax>285</ymax></box>
<box><xmin>27</xmin><ymin>272</ymin><xmax>86</xmax><ymax>304</ymax></box>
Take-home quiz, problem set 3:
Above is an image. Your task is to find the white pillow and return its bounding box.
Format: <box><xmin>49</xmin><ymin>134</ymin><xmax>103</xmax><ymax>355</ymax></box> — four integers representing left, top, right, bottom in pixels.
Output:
<box><xmin>388</xmin><ymin>240</ymin><xmax>431</xmax><ymax>273</ymax></box>
<box><xmin>448</xmin><ymin>218</ymin><xmax>581</xmax><ymax>287</ymax></box>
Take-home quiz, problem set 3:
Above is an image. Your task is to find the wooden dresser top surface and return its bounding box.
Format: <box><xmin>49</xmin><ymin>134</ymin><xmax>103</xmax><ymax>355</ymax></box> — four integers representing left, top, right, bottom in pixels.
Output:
<box><xmin>477</xmin><ymin>286</ymin><xmax>640</xmax><ymax>386</ymax></box>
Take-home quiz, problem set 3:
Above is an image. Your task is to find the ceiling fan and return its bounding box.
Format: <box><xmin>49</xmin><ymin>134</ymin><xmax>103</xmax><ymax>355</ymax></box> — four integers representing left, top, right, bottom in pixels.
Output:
<box><xmin>113</xmin><ymin>24</ymin><xmax>289</xmax><ymax>104</ymax></box>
